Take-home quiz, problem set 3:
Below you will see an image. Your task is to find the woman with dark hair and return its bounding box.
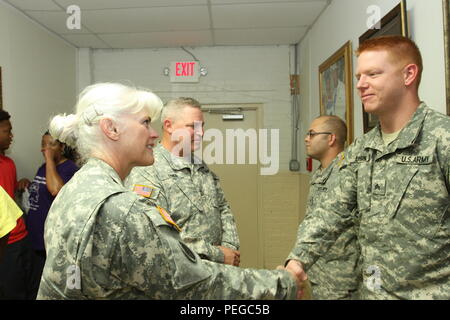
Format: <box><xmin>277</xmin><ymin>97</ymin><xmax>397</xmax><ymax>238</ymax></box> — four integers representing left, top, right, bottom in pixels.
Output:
<box><xmin>26</xmin><ymin>131</ymin><xmax>78</xmax><ymax>298</ymax></box>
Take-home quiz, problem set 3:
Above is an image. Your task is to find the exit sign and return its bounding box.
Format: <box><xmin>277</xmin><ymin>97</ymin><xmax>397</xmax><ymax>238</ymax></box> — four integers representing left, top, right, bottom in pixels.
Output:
<box><xmin>170</xmin><ymin>61</ymin><xmax>200</xmax><ymax>83</ymax></box>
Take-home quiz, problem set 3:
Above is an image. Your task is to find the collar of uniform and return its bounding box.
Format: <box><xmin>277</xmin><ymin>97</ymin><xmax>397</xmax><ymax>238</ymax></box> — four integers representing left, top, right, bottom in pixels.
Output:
<box><xmin>311</xmin><ymin>152</ymin><xmax>343</xmax><ymax>185</ymax></box>
<box><xmin>364</xmin><ymin>102</ymin><xmax>427</xmax><ymax>153</ymax></box>
<box><xmin>156</xmin><ymin>143</ymin><xmax>206</xmax><ymax>172</ymax></box>
<box><xmin>363</xmin><ymin>123</ymin><xmax>384</xmax><ymax>152</ymax></box>
<box><xmin>87</xmin><ymin>157</ymin><xmax>125</xmax><ymax>187</ymax></box>
<box><xmin>389</xmin><ymin>102</ymin><xmax>427</xmax><ymax>151</ymax></box>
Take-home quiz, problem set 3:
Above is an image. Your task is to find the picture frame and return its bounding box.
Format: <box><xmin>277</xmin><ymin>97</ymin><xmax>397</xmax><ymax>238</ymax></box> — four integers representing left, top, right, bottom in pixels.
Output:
<box><xmin>359</xmin><ymin>0</ymin><xmax>408</xmax><ymax>132</ymax></box>
<box><xmin>443</xmin><ymin>0</ymin><xmax>450</xmax><ymax>115</ymax></box>
<box><xmin>319</xmin><ymin>41</ymin><xmax>354</xmax><ymax>144</ymax></box>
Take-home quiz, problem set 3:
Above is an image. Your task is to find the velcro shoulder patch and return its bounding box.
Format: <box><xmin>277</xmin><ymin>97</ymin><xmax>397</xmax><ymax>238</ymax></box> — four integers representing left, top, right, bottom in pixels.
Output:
<box><xmin>133</xmin><ymin>184</ymin><xmax>156</xmax><ymax>198</ymax></box>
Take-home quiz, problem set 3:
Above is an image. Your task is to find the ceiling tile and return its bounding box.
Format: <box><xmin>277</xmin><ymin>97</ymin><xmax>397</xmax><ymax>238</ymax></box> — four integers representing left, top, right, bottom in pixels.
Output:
<box><xmin>4</xmin><ymin>0</ymin><xmax>61</xmax><ymax>11</ymax></box>
<box><xmin>211</xmin><ymin>0</ymin><xmax>326</xmax><ymax>4</ymax></box>
<box><xmin>81</xmin><ymin>6</ymin><xmax>210</xmax><ymax>33</ymax></box>
<box><xmin>54</xmin><ymin>0</ymin><xmax>207</xmax><ymax>10</ymax></box>
<box><xmin>99</xmin><ymin>30</ymin><xmax>213</xmax><ymax>49</ymax></box>
<box><xmin>215</xmin><ymin>27</ymin><xmax>307</xmax><ymax>45</ymax></box>
<box><xmin>26</xmin><ymin>11</ymin><xmax>92</xmax><ymax>34</ymax></box>
<box><xmin>212</xmin><ymin>2</ymin><xmax>325</xmax><ymax>29</ymax></box>
<box><xmin>5</xmin><ymin>0</ymin><xmax>326</xmax><ymax>48</ymax></box>
<box><xmin>59</xmin><ymin>33</ymin><xmax>111</xmax><ymax>48</ymax></box>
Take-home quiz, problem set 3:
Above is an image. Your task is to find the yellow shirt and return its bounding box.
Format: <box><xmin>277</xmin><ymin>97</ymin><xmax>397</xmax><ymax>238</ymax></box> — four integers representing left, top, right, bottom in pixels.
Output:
<box><xmin>0</xmin><ymin>186</ymin><xmax>23</xmax><ymax>238</ymax></box>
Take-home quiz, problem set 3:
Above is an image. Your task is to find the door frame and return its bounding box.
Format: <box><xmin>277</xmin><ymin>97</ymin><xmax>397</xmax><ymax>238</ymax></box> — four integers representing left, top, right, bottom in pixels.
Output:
<box><xmin>202</xmin><ymin>103</ymin><xmax>265</xmax><ymax>268</ymax></box>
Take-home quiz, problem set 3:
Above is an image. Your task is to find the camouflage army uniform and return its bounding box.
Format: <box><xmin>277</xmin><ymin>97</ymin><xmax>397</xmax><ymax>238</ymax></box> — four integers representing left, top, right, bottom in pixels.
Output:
<box><xmin>37</xmin><ymin>158</ymin><xmax>297</xmax><ymax>299</ymax></box>
<box><xmin>127</xmin><ymin>144</ymin><xmax>239</xmax><ymax>263</ymax></box>
<box><xmin>288</xmin><ymin>103</ymin><xmax>449</xmax><ymax>299</ymax></box>
<box><xmin>305</xmin><ymin>152</ymin><xmax>360</xmax><ymax>300</ymax></box>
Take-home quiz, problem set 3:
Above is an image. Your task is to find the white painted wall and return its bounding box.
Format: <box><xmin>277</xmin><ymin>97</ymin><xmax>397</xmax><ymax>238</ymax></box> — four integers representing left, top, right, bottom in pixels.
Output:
<box><xmin>297</xmin><ymin>0</ymin><xmax>446</xmax><ymax>172</ymax></box>
<box><xmin>0</xmin><ymin>2</ymin><xmax>76</xmax><ymax>180</ymax></box>
<box><xmin>77</xmin><ymin>48</ymin><xmax>92</xmax><ymax>96</ymax></box>
<box><xmin>88</xmin><ymin>45</ymin><xmax>294</xmax><ymax>172</ymax></box>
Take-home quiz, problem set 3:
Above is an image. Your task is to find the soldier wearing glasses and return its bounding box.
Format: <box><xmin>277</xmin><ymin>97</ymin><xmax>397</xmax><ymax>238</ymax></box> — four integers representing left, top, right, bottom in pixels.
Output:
<box><xmin>303</xmin><ymin>115</ymin><xmax>360</xmax><ymax>299</ymax></box>
<box><xmin>287</xmin><ymin>36</ymin><xmax>449</xmax><ymax>300</ymax></box>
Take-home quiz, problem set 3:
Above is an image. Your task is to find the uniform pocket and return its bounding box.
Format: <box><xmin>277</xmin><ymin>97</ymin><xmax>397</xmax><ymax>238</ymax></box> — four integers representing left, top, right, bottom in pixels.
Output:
<box><xmin>178</xmin><ymin>241</ymin><xmax>197</xmax><ymax>263</ymax></box>
<box><xmin>163</xmin><ymin>232</ymin><xmax>211</xmax><ymax>290</ymax></box>
<box><xmin>386</xmin><ymin>165</ymin><xmax>419</xmax><ymax>220</ymax></box>
<box><xmin>389</xmin><ymin>163</ymin><xmax>447</xmax><ymax>239</ymax></box>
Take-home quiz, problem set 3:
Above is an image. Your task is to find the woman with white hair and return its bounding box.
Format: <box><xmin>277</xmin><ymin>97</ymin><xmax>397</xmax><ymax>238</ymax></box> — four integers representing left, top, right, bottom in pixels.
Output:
<box><xmin>37</xmin><ymin>83</ymin><xmax>304</xmax><ymax>300</ymax></box>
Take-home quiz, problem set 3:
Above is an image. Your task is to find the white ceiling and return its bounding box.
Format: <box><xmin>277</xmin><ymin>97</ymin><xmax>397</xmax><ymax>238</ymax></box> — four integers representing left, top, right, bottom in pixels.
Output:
<box><xmin>4</xmin><ymin>0</ymin><xmax>330</xmax><ymax>49</ymax></box>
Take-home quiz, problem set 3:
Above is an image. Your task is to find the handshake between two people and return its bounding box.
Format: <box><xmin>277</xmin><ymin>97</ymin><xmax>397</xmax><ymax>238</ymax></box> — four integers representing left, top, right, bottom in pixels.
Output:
<box><xmin>278</xmin><ymin>259</ymin><xmax>308</xmax><ymax>300</ymax></box>
<box><xmin>219</xmin><ymin>245</ymin><xmax>240</xmax><ymax>267</ymax></box>
<box><xmin>219</xmin><ymin>246</ymin><xmax>307</xmax><ymax>299</ymax></box>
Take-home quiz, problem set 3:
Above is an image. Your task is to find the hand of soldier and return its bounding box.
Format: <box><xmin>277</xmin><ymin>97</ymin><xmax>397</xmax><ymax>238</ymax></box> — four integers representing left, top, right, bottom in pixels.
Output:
<box><xmin>219</xmin><ymin>246</ymin><xmax>240</xmax><ymax>266</ymax></box>
<box><xmin>278</xmin><ymin>260</ymin><xmax>308</xmax><ymax>300</ymax></box>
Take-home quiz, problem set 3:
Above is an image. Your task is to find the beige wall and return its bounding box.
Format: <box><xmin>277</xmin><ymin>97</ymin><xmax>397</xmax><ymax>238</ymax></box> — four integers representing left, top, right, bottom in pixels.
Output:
<box><xmin>0</xmin><ymin>2</ymin><xmax>76</xmax><ymax>180</ymax></box>
<box><xmin>261</xmin><ymin>172</ymin><xmax>310</xmax><ymax>269</ymax></box>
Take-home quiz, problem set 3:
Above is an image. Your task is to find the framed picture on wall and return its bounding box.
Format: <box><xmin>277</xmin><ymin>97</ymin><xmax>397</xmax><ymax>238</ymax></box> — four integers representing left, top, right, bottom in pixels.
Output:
<box><xmin>444</xmin><ymin>0</ymin><xmax>450</xmax><ymax>115</ymax></box>
<box><xmin>319</xmin><ymin>41</ymin><xmax>354</xmax><ymax>144</ymax></box>
<box><xmin>359</xmin><ymin>0</ymin><xmax>408</xmax><ymax>132</ymax></box>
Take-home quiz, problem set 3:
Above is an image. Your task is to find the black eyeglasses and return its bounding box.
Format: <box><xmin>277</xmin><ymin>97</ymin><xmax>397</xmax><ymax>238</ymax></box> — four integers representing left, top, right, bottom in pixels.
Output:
<box><xmin>305</xmin><ymin>131</ymin><xmax>332</xmax><ymax>138</ymax></box>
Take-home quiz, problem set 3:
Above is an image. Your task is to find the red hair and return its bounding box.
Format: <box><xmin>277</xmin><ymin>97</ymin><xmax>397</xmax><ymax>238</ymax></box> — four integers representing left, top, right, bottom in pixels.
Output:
<box><xmin>356</xmin><ymin>35</ymin><xmax>423</xmax><ymax>86</ymax></box>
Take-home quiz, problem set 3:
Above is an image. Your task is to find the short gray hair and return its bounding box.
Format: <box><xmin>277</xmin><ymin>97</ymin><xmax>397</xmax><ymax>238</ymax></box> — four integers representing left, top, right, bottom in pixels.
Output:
<box><xmin>160</xmin><ymin>97</ymin><xmax>201</xmax><ymax>122</ymax></box>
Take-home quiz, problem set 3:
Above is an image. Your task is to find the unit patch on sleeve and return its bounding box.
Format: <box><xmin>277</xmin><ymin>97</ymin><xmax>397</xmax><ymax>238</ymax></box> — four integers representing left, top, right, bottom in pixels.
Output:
<box><xmin>157</xmin><ymin>205</ymin><xmax>182</xmax><ymax>232</ymax></box>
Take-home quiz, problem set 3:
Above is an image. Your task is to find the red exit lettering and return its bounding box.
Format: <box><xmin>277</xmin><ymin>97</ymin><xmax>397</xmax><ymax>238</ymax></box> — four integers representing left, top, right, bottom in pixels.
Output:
<box><xmin>175</xmin><ymin>62</ymin><xmax>196</xmax><ymax>77</ymax></box>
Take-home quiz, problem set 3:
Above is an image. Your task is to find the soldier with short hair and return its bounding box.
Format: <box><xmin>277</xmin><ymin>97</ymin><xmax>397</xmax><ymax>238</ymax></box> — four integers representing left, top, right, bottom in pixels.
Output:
<box><xmin>127</xmin><ymin>97</ymin><xmax>241</xmax><ymax>266</ymax></box>
<box><xmin>287</xmin><ymin>35</ymin><xmax>450</xmax><ymax>299</ymax></box>
<box><xmin>303</xmin><ymin>115</ymin><xmax>360</xmax><ymax>299</ymax></box>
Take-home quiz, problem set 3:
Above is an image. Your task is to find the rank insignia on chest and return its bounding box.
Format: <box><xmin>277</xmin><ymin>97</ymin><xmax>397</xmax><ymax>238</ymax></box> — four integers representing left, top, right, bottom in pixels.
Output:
<box><xmin>157</xmin><ymin>206</ymin><xmax>182</xmax><ymax>232</ymax></box>
<box><xmin>133</xmin><ymin>184</ymin><xmax>155</xmax><ymax>198</ymax></box>
<box><xmin>372</xmin><ymin>179</ymin><xmax>386</xmax><ymax>196</ymax></box>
